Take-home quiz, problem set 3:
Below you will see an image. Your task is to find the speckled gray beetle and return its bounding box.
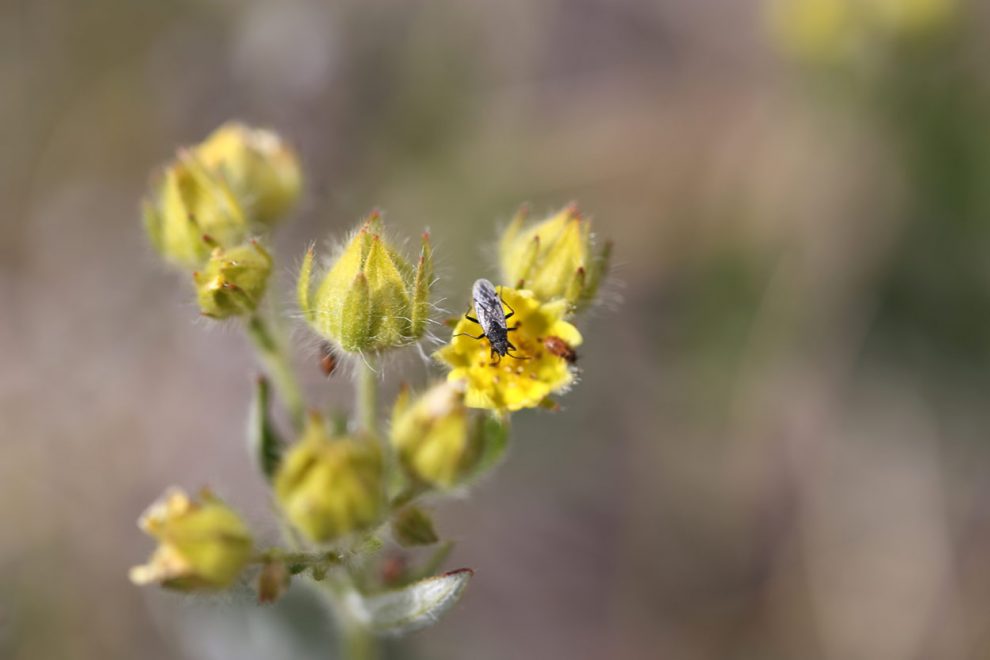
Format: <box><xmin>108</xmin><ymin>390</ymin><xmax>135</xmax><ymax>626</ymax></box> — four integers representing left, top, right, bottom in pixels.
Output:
<box><xmin>455</xmin><ymin>279</ymin><xmax>528</xmax><ymax>363</ymax></box>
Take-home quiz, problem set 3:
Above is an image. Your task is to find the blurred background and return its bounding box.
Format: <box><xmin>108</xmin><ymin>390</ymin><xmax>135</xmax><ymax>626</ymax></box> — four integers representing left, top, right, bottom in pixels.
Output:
<box><xmin>5</xmin><ymin>0</ymin><xmax>990</xmax><ymax>658</ymax></box>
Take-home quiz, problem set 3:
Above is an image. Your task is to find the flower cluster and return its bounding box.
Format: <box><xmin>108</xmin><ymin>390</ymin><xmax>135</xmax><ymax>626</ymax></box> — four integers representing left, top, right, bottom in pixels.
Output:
<box><xmin>131</xmin><ymin>122</ymin><xmax>611</xmax><ymax>651</ymax></box>
<box><xmin>435</xmin><ymin>204</ymin><xmax>608</xmax><ymax>413</ymax></box>
<box><xmin>141</xmin><ymin>123</ymin><xmax>301</xmax><ymax>317</ymax></box>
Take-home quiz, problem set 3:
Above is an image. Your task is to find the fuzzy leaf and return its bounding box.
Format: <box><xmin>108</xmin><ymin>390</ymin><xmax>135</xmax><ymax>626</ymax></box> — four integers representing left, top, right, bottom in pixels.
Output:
<box><xmin>362</xmin><ymin>569</ymin><xmax>473</xmax><ymax>634</ymax></box>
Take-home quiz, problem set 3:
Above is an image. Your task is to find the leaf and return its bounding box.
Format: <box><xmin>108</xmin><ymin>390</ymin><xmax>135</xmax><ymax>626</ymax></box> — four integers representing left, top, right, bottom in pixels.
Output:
<box><xmin>361</xmin><ymin>569</ymin><xmax>473</xmax><ymax>634</ymax></box>
<box><xmin>248</xmin><ymin>376</ymin><xmax>283</xmax><ymax>480</ymax></box>
<box><xmin>468</xmin><ymin>413</ymin><xmax>510</xmax><ymax>481</ymax></box>
<box><xmin>392</xmin><ymin>506</ymin><xmax>439</xmax><ymax>547</ymax></box>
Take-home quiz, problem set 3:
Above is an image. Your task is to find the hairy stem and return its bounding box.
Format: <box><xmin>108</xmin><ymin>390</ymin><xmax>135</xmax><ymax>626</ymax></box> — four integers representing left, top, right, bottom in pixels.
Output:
<box><xmin>340</xmin><ymin>614</ymin><xmax>378</xmax><ymax>660</ymax></box>
<box><xmin>356</xmin><ymin>357</ymin><xmax>378</xmax><ymax>435</ymax></box>
<box><xmin>246</xmin><ymin>314</ymin><xmax>305</xmax><ymax>431</ymax></box>
<box><xmin>319</xmin><ymin>574</ymin><xmax>380</xmax><ymax>660</ymax></box>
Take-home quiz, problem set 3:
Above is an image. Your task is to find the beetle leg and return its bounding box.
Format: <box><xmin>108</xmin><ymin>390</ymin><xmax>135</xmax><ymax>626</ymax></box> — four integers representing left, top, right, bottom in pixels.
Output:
<box><xmin>497</xmin><ymin>287</ymin><xmax>516</xmax><ymax>320</ymax></box>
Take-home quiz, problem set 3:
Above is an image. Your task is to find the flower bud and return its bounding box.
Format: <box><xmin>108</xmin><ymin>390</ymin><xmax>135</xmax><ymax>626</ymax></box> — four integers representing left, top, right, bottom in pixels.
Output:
<box><xmin>193</xmin><ymin>239</ymin><xmax>273</xmax><ymax>319</ymax></box>
<box><xmin>143</xmin><ymin>153</ymin><xmax>249</xmax><ymax>269</ymax></box>
<box><xmin>194</xmin><ymin>122</ymin><xmax>302</xmax><ymax>227</ymax></box>
<box><xmin>129</xmin><ymin>488</ymin><xmax>253</xmax><ymax>591</ymax></box>
<box><xmin>274</xmin><ymin>414</ymin><xmax>385</xmax><ymax>543</ymax></box>
<box><xmin>390</xmin><ymin>382</ymin><xmax>500</xmax><ymax>488</ymax></box>
<box><xmin>298</xmin><ymin>211</ymin><xmax>434</xmax><ymax>353</ymax></box>
<box><xmin>499</xmin><ymin>204</ymin><xmax>610</xmax><ymax>312</ymax></box>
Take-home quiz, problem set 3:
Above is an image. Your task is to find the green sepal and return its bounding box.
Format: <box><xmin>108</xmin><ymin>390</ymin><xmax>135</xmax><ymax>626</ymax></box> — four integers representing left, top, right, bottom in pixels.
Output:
<box><xmin>297</xmin><ymin>245</ymin><xmax>315</xmax><ymax>323</ymax></box>
<box><xmin>410</xmin><ymin>232</ymin><xmax>434</xmax><ymax>338</ymax></box>
<box><xmin>340</xmin><ymin>272</ymin><xmax>372</xmax><ymax>352</ymax></box>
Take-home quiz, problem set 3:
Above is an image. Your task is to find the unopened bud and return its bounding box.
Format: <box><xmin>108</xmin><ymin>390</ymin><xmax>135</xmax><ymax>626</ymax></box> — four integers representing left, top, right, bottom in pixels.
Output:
<box><xmin>298</xmin><ymin>212</ymin><xmax>434</xmax><ymax>353</ymax></box>
<box><xmin>194</xmin><ymin>122</ymin><xmax>302</xmax><ymax>227</ymax></box>
<box><xmin>143</xmin><ymin>154</ymin><xmax>249</xmax><ymax>269</ymax></box>
<box><xmin>129</xmin><ymin>488</ymin><xmax>253</xmax><ymax>591</ymax></box>
<box><xmin>193</xmin><ymin>239</ymin><xmax>273</xmax><ymax>319</ymax></box>
<box><xmin>498</xmin><ymin>204</ymin><xmax>610</xmax><ymax>312</ymax></box>
<box><xmin>274</xmin><ymin>414</ymin><xmax>385</xmax><ymax>543</ymax></box>
<box><xmin>390</xmin><ymin>382</ymin><xmax>503</xmax><ymax>488</ymax></box>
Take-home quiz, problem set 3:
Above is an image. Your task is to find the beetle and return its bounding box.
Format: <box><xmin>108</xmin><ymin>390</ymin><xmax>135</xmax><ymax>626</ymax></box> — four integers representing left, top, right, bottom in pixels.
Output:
<box><xmin>543</xmin><ymin>335</ymin><xmax>577</xmax><ymax>364</ymax></box>
<box><xmin>318</xmin><ymin>342</ymin><xmax>338</xmax><ymax>377</ymax></box>
<box><xmin>454</xmin><ymin>279</ymin><xmax>528</xmax><ymax>363</ymax></box>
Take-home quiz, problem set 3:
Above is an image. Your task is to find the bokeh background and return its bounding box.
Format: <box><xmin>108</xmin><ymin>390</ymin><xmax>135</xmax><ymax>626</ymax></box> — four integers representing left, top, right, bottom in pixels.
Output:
<box><xmin>5</xmin><ymin>0</ymin><xmax>990</xmax><ymax>658</ymax></box>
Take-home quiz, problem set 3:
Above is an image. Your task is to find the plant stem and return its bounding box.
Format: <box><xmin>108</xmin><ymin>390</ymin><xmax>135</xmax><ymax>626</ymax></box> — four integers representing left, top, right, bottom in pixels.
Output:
<box><xmin>246</xmin><ymin>314</ymin><xmax>305</xmax><ymax>431</ymax></box>
<box><xmin>356</xmin><ymin>357</ymin><xmax>378</xmax><ymax>435</ymax></box>
<box><xmin>319</xmin><ymin>576</ymin><xmax>380</xmax><ymax>660</ymax></box>
<box><xmin>340</xmin><ymin>614</ymin><xmax>378</xmax><ymax>660</ymax></box>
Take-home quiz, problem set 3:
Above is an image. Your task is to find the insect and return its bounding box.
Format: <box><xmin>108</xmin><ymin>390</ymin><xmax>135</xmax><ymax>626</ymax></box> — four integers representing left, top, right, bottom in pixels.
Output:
<box><xmin>543</xmin><ymin>335</ymin><xmax>577</xmax><ymax>364</ymax></box>
<box><xmin>455</xmin><ymin>278</ymin><xmax>528</xmax><ymax>363</ymax></box>
<box><xmin>318</xmin><ymin>342</ymin><xmax>338</xmax><ymax>377</ymax></box>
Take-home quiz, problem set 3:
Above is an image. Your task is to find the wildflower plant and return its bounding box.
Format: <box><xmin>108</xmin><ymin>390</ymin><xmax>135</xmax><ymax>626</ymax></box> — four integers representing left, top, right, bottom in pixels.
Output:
<box><xmin>131</xmin><ymin>122</ymin><xmax>611</xmax><ymax>658</ymax></box>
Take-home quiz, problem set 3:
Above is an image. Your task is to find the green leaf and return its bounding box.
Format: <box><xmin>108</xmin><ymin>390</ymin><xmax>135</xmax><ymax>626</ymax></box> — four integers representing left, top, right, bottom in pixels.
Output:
<box><xmin>468</xmin><ymin>413</ymin><xmax>510</xmax><ymax>481</ymax></box>
<box><xmin>362</xmin><ymin>569</ymin><xmax>473</xmax><ymax>634</ymax></box>
<box><xmin>392</xmin><ymin>506</ymin><xmax>439</xmax><ymax>547</ymax></box>
<box><xmin>248</xmin><ymin>376</ymin><xmax>283</xmax><ymax>480</ymax></box>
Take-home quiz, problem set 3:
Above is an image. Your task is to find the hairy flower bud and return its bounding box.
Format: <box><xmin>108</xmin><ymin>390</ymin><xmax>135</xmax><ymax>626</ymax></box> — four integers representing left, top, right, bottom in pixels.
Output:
<box><xmin>298</xmin><ymin>211</ymin><xmax>434</xmax><ymax>354</ymax></box>
<box><xmin>390</xmin><ymin>382</ymin><xmax>503</xmax><ymax>488</ymax></box>
<box><xmin>193</xmin><ymin>239</ymin><xmax>273</xmax><ymax>319</ymax></box>
<box><xmin>499</xmin><ymin>204</ymin><xmax>610</xmax><ymax>312</ymax></box>
<box><xmin>274</xmin><ymin>414</ymin><xmax>385</xmax><ymax>543</ymax></box>
<box><xmin>129</xmin><ymin>488</ymin><xmax>253</xmax><ymax>591</ymax></box>
<box><xmin>143</xmin><ymin>154</ymin><xmax>250</xmax><ymax>269</ymax></box>
<box><xmin>194</xmin><ymin>122</ymin><xmax>302</xmax><ymax>227</ymax></box>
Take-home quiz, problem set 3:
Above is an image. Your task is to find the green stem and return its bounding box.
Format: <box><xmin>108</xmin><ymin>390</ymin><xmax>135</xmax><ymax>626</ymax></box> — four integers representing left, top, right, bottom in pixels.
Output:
<box><xmin>318</xmin><ymin>575</ymin><xmax>380</xmax><ymax>660</ymax></box>
<box><xmin>246</xmin><ymin>314</ymin><xmax>306</xmax><ymax>431</ymax></box>
<box><xmin>356</xmin><ymin>357</ymin><xmax>378</xmax><ymax>435</ymax></box>
<box><xmin>340</xmin><ymin>614</ymin><xmax>378</xmax><ymax>660</ymax></box>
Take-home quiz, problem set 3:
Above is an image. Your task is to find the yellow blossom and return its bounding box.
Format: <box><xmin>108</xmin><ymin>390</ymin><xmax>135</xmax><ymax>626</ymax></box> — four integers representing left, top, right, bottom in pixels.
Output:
<box><xmin>434</xmin><ymin>287</ymin><xmax>582</xmax><ymax>411</ymax></box>
<box><xmin>129</xmin><ymin>488</ymin><xmax>253</xmax><ymax>591</ymax></box>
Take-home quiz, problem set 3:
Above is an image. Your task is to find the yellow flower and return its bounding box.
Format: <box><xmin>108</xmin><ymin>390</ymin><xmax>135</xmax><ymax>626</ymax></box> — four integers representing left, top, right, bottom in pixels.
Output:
<box><xmin>194</xmin><ymin>122</ymin><xmax>302</xmax><ymax>227</ymax></box>
<box><xmin>193</xmin><ymin>239</ymin><xmax>273</xmax><ymax>319</ymax></box>
<box><xmin>434</xmin><ymin>287</ymin><xmax>582</xmax><ymax>411</ymax></box>
<box><xmin>129</xmin><ymin>488</ymin><xmax>253</xmax><ymax>591</ymax></box>
<box><xmin>499</xmin><ymin>204</ymin><xmax>610</xmax><ymax>313</ymax></box>
<box><xmin>298</xmin><ymin>211</ymin><xmax>434</xmax><ymax>354</ymax></box>
<box><xmin>274</xmin><ymin>414</ymin><xmax>385</xmax><ymax>543</ymax></box>
<box><xmin>142</xmin><ymin>153</ymin><xmax>249</xmax><ymax>269</ymax></box>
